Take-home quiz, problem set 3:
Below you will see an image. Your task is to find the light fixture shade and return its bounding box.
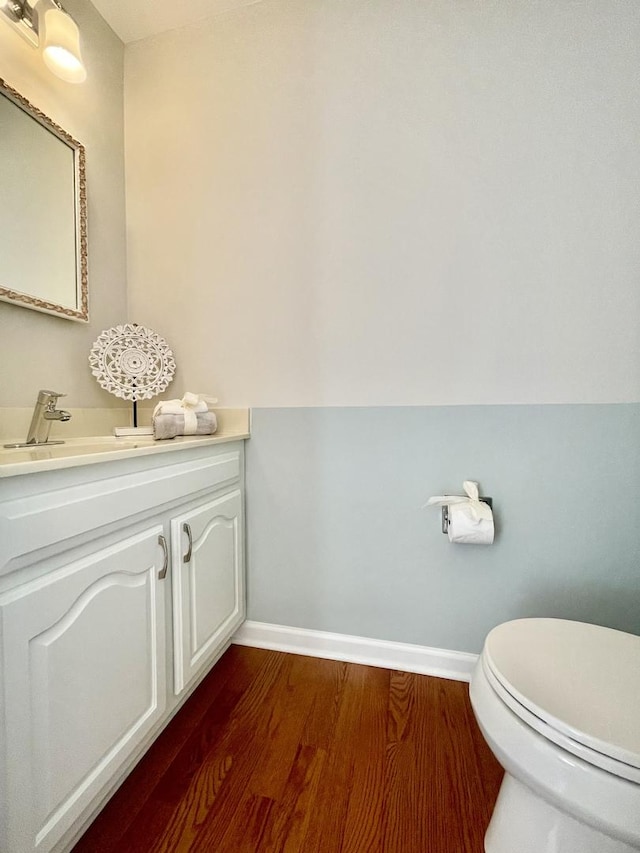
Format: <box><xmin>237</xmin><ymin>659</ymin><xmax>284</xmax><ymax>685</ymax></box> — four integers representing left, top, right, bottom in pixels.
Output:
<box><xmin>42</xmin><ymin>7</ymin><xmax>86</xmax><ymax>83</ymax></box>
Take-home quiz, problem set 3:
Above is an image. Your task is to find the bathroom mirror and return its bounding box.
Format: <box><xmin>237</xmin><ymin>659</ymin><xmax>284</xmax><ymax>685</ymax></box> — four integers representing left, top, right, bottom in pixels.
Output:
<box><xmin>0</xmin><ymin>78</ymin><xmax>88</xmax><ymax>321</ymax></box>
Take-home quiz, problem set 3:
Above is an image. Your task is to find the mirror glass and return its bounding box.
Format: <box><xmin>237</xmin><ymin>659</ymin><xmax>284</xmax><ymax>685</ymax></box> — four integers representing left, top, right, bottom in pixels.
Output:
<box><xmin>0</xmin><ymin>78</ymin><xmax>88</xmax><ymax>321</ymax></box>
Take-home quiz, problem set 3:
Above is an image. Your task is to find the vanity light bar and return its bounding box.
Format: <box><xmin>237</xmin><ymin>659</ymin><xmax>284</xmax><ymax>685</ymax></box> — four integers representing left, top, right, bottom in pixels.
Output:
<box><xmin>0</xmin><ymin>0</ymin><xmax>38</xmax><ymax>46</ymax></box>
<box><xmin>0</xmin><ymin>0</ymin><xmax>86</xmax><ymax>82</ymax></box>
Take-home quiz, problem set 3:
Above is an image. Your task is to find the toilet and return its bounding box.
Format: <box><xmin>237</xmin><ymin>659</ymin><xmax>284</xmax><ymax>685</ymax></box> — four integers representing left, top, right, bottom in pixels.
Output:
<box><xmin>469</xmin><ymin>618</ymin><xmax>640</xmax><ymax>853</ymax></box>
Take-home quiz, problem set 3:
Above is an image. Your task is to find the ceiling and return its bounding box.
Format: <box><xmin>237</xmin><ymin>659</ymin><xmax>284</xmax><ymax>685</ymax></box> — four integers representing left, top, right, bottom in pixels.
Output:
<box><xmin>90</xmin><ymin>0</ymin><xmax>262</xmax><ymax>44</ymax></box>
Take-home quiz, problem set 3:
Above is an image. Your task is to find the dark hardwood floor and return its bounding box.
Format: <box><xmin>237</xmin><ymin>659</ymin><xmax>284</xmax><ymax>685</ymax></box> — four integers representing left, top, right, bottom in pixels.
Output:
<box><xmin>73</xmin><ymin>646</ymin><xmax>503</xmax><ymax>852</ymax></box>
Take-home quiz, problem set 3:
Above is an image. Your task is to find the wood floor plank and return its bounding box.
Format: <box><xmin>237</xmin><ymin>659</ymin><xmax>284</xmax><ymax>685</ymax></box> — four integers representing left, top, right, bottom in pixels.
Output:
<box><xmin>258</xmin><ymin>743</ymin><xmax>327</xmax><ymax>852</ymax></box>
<box><xmin>383</xmin><ymin>669</ymin><xmax>432</xmax><ymax>852</ymax></box>
<box><xmin>245</xmin><ymin>654</ymin><xmax>325</xmax><ymax>801</ymax></box>
<box><xmin>73</xmin><ymin>646</ymin><xmax>503</xmax><ymax>853</ymax></box>
<box><xmin>216</xmin><ymin>793</ymin><xmax>276</xmax><ymax>852</ymax></box>
<box><xmin>338</xmin><ymin>664</ymin><xmax>391</xmax><ymax>853</ymax></box>
<box><xmin>294</xmin><ymin>668</ymin><xmax>355</xmax><ymax>852</ymax></box>
<box><xmin>300</xmin><ymin>657</ymin><xmax>350</xmax><ymax>751</ymax></box>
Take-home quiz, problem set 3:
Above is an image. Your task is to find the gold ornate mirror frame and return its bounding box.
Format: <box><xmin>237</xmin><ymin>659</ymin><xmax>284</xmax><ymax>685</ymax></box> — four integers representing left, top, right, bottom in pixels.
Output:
<box><xmin>0</xmin><ymin>78</ymin><xmax>88</xmax><ymax>322</ymax></box>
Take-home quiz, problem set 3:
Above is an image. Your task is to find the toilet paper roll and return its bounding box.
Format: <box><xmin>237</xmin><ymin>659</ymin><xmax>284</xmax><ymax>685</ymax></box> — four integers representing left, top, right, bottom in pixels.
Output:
<box><xmin>447</xmin><ymin>500</ymin><xmax>494</xmax><ymax>545</ymax></box>
<box><xmin>425</xmin><ymin>480</ymin><xmax>495</xmax><ymax>545</ymax></box>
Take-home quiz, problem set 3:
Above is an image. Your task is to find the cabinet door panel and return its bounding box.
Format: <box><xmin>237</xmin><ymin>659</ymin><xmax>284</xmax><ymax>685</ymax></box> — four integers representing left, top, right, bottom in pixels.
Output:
<box><xmin>172</xmin><ymin>490</ymin><xmax>244</xmax><ymax>694</ymax></box>
<box><xmin>0</xmin><ymin>527</ymin><xmax>166</xmax><ymax>853</ymax></box>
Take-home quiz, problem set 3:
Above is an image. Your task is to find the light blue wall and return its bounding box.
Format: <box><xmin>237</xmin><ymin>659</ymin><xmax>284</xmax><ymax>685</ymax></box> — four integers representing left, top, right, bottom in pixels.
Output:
<box><xmin>246</xmin><ymin>405</ymin><xmax>640</xmax><ymax>653</ymax></box>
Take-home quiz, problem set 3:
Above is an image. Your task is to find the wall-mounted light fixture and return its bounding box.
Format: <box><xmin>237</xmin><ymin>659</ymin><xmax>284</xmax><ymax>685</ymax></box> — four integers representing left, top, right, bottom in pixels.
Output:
<box><xmin>0</xmin><ymin>0</ymin><xmax>86</xmax><ymax>83</ymax></box>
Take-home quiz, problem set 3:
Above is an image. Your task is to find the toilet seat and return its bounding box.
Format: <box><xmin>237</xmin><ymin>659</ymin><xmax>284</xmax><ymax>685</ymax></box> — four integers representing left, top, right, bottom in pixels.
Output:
<box><xmin>482</xmin><ymin>618</ymin><xmax>640</xmax><ymax>784</ymax></box>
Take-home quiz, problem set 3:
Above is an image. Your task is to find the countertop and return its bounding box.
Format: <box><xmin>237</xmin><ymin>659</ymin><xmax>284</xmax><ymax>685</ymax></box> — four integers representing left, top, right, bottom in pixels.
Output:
<box><xmin>0</xmin><ymin>410</ymin><xmax>250</xmax><ymax>478</ymax></box>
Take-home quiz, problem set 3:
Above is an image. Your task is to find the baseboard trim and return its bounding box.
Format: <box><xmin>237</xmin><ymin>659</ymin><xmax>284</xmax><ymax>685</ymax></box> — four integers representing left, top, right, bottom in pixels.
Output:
<box><xmin>232</xmin><ymin>621</ymin><xmax>478</xmax><ymax>682</ymax></box>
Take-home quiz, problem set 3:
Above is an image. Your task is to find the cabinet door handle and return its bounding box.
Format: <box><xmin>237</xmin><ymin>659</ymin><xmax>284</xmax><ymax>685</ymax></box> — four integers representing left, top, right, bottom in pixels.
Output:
<box><xmin>158</xmin><ymin>534</ymin><xmax>169</xmax><ymax>579</ymax></box>
<box><xmin>183</xmin><ymin>523</ymin><xmax>193</xmax><ymax>563</ymax></box>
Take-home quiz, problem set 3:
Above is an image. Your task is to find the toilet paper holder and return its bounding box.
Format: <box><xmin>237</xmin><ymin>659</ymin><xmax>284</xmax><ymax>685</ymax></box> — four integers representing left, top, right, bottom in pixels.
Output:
<box><xmin>442</xmin><ymin>497</ymin><xmax>493</xmax><ymax>534</ymax></box>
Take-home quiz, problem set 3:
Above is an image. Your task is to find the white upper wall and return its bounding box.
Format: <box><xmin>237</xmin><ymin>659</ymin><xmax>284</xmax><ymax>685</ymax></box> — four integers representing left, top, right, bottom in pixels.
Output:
<box><xmin>0</xmin><ymin>0</ymin><xmax>127</xmax><ymax>407</ymax></box>
<box><xmin>126</xmin><ymin>0</ymin><xmax>640</xmax><ymax>407</ymax></box>
<box><xmin>90</xmin><ymin>0</ymin><xmax>263</xmax><ymax>44</ymax></box>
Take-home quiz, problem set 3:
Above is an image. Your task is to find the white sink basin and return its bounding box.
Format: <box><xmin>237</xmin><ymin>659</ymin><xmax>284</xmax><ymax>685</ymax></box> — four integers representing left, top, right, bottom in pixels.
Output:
<box><xmin>0</xmin><ymin>437</ymin><xmax>153</xmax><ymax>465</ymax></box>
<box><xmin>0</xmin><ymin>435</ymin><xmax>161</xmax><ymax>467</ymax></box>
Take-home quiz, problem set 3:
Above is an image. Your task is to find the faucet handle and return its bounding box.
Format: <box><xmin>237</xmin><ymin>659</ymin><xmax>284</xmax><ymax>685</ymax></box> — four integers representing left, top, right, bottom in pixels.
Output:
<box><xmin>37</xmin><ymin>389</ymin><xmax>67</xmax><ymax>403</ymax></box>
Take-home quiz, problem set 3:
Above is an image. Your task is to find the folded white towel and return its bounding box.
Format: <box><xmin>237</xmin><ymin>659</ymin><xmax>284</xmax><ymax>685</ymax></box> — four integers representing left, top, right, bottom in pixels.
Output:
<box><xmin>153</xmin><ymin>393</ymin><xmax>218</xmax><ymax>434</ymax></box>
<box><xmin>153</xmin><ymin>411</ymin><xmax>217</xmax><ymax>440</ymax></box>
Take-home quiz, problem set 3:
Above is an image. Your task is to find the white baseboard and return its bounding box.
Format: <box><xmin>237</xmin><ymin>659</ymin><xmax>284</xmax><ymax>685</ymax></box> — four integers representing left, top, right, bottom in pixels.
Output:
<box><xmin>232</xmin><ymin>621</ymin><xmax>478</xmax><ymax>682</ymax></box>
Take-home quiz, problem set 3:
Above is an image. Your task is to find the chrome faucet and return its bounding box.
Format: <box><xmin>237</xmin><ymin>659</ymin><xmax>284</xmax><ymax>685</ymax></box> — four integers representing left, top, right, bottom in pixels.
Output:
<box><xmin>26</xmin><ymin>390</ymin><xmax>71</xmax><ymax>444</ymax></box>
<box><xmin>3</xmin><ymin>390</ymin><xmax>72</xmax><ymax>449</ymax></box>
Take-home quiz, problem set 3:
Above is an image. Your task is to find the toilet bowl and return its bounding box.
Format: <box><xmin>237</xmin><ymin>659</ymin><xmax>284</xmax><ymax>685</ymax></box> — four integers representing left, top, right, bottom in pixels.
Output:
<box><xmin>469</xmin><ymin>618</ymin><xmax>640</xmax><ymax>853</ymax></box>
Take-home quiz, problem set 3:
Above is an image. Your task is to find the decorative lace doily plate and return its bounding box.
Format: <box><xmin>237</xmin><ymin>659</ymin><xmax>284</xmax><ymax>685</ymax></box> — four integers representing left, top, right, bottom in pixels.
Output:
<box><xmin>89</xmin><ymin>323</ymin><xmax>176</xmax><ymax>402</ymax></box>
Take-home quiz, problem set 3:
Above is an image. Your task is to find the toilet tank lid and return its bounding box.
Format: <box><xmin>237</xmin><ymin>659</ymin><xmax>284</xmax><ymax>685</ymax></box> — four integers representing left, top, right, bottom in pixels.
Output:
<box><xmin>483</xmin><ymin>618</ymin><xmax>640</xmax><ymax>770</ymax></box>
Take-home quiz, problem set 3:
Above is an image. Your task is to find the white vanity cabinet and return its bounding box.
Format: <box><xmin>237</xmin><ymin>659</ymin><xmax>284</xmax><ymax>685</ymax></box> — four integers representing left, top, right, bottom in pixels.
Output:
<box><xmin>0</xmin><ymin>441</ymin><xmax>246</xmax><ymax>853</ymax></box>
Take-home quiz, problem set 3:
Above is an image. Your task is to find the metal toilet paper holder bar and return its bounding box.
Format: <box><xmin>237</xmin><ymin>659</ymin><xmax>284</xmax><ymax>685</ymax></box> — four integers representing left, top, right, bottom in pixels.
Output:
<box><xmin>442</xmin><ymin>497</ymin><xmax>493</xmax><ymax>534</ymax></box>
